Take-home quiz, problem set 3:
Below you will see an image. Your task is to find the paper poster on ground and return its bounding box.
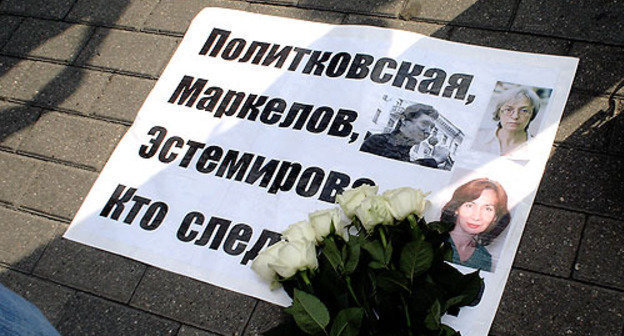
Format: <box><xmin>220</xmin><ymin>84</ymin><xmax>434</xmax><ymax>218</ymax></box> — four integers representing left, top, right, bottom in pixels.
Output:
<box><xmin>64</xmin><ymin>8</ymin><xmax>578</xmax><ymax>335</ymax></box>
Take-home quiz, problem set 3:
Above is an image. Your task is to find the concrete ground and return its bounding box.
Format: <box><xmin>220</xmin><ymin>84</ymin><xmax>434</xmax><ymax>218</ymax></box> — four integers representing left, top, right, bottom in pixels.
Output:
<box><xmin>0</xmin><ymin>0</ymin><xmax>623</xmax><ymax>335</ymax></box>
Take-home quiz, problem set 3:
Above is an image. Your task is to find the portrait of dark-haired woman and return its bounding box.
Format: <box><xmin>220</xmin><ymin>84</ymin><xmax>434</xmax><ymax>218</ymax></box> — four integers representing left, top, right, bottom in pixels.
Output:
<box><xmin>441</xmin><ymin>178</ymin><xmax>511</xmax><ymax>272</ymax></box>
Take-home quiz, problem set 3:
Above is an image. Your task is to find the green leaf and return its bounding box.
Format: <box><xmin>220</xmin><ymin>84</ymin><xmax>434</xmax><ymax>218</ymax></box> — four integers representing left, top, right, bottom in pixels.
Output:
<box><xmin>399</xmin><ymin>241</ymin><xmax>433</xmax><ymax>281</ymax></box>
<box><xmin>444</xmin><ymin>295</ymin><xmax>466</xmax><ymax>311</ymax></box>
<box><xmin>383</xmin><ymin>240</ymin><xmax>393</xmax><ymax>264</ymax></box>
<box><xmin>322</xmin><ymin>236</ymin><xmax>343</xmax><ymax>273</ymax></box>
<box><xmin>363</xmin><ymin>240</ymin><xmax>385</xmax><ymax>264</ymax></box>
<box><xmin>424</xmin><ymin>300</ymin><xmax>442</xmax><ymax>331</ymax></box>
<box><xmin>343</xmin><ymin>238</ymin><xmax>361</xmax><ymax>274</ymax></box>
<box><xmin>457</xmin><ymin>270</ymin><xmax>484</xmax><ymax>306</ymax></box>
<box><xmin>376</xmin><ymin>270</ymin><xmax>410</xmax><ymax>293</ymax></box>
<box><xmin>368</xmin><ymin>260</ymin><xmax>385</xmax><ymax>269</ymax></box>
<box><xmin>284</xmin><ymin>289</ymin><xmax>330</xmax><ymax>335</ymax></box>
<box><xmin>439</xmin><ymin>324</ymin><xmax>460</xmax><ymax>336</ymax></box>
<box><xmin>262</xmin><ymin>320</ymin><xmax>301</xmax><ymax>336</ymax></box>
<box><xmin>408</xmin><ymin>219</ymin><xmax>425</xmax><ymax>241</ymax></box>
<box><xmin>329</xmin><ymin>308</ymin><xmax>363</xmax><ymax>336</ymax></box>
<box><xmin>426</xmin><ymin>221</ymin><xmax>455</xmax><ymax>234</ymax></box>
<box><xmin>441</xmin><ymin>242</ymin><xmax>454</xmax><ymax>262</ymax></box>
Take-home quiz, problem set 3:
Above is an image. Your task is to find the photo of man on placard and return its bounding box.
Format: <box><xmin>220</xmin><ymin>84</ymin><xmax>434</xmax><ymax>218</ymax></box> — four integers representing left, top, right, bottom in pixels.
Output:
<box><xmin>360</xmin><ymin>97</ymin><xmax>463</xmax><ymax>170</ymax></box>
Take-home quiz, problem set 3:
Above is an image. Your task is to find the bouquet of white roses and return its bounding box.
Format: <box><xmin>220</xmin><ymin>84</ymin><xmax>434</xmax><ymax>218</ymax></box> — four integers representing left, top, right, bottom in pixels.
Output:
<box><xmin>252</xmin><ymin>185</ymin><xmax>483</xmax><ymax>336</ymax></box>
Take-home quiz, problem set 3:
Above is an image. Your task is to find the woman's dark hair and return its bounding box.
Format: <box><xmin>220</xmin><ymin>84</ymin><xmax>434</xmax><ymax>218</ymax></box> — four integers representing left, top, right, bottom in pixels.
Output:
<box><xmin>440</xmin><ymin>178</ymin><xmax>511</xmax><ymax>245</ymax></box>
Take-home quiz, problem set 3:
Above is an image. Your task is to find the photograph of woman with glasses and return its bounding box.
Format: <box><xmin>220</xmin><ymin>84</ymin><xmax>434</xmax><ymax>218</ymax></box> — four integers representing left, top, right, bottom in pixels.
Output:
<box><xmin>472</xmin><ymin>84</ymin><xmax>551</xmax><ymax>158</ymax></box>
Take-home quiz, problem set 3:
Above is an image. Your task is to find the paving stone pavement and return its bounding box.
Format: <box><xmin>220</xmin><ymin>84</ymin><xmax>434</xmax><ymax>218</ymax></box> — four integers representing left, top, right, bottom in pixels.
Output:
<box><xmin>0</xmin><ymin>1</ymin><xmax>623</xmax><ymax>335</ymax></box>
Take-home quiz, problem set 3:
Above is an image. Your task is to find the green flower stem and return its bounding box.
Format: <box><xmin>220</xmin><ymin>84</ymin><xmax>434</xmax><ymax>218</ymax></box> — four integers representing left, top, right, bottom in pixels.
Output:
<box><xmin>401</xmin><ymin>295</ymin><xmax>414</xmax><ymax>336</ymax></box>
<box><xmin>301</xmin><ymin>271</ymin><xmax>310</xmax><ymax>286</ymax></box>
<box><xmin>345</xmin><ymin>276</ymin><xmax>361</xmax><ymax>306</ymax></box>
<box><xmin>407</xmin><ymin>214</ymin><xmax>417</xmax><ymax>229</ymax></box>
<box><xmin>300</xmin><ymin>270</ymin><xmax>313</xmax><ymax>292</ymax></box>
<box><xmin>378</xmin><ymin>226</ymin><xmax>388</xmax><ymax>249</ymax></box>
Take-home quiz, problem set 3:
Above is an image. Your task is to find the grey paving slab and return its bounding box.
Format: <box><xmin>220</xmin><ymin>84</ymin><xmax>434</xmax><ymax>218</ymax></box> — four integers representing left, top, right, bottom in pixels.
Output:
<box><xmin>492</xmin><ymin>270</ymin><xmax>624</xmax><ymax>336</ymax></box>
<box><xmin>2</xmin><ymin>19</ymin><xmax>93</xmax><ymax>63</ymax></box>
<box><xmin>76</xmin><ymin>29</ymin><xmax>179</xmax><ymax>77</ymax></box>
<box><xmin>400</xmin><ymin>0</ymin><xmax>516</xmax><ymax>29</ymax></box>
<box><xmin>450</xmin><ymin>27</ymin><xmax>569</xmax><ymax>55</ymax></box>
<box><xmin>0</xmin><ymin>207</ymin><xmax>59</xmax><ymax>273</ymax></box>
<box><xmin>19</xmin><ymin>160</ymin><xmax>97</xmax><ymax>219</ymax></box>
<box><xmin>0</xmin><ymin>267</ymin><xmax>75</xmax><ymax>325</ymax></box>
<box><xmin>512</xmin><ymin>0</ymin><xmax>624</xmax><ymax>47</ymax></box>
<box><xmin>0</xmin><ymin>101</ymin><xmax>41</xmax><ymax>150</ymax></box>
<box><xmin>574</xmin><ymin>216</ymin><xmax>624</xmax><ymax>290</ymax></box>
<box><xmin>343</xmin><ymin>14</ymin><xmax>452</xmax><ymax>39</ymax></box>
<box><xmin>536</xmin><ymin>146</ymin><xmax>624</xmax><ymax>218</ymax></box>
<box><xmin>569</xmin><ymin>42</ymin><xmax>624</xmax><ymax>95</ymax></box>
<box><xmin>248</xmin><ymin>4</ymin><xmax>345</xmax><ymax>24</ymax></box>
<box><xmin>66</xmin><ymin>0</ymin><xmax>160</xmax><ymax>29</ymax></box>
<box><xmin>143</xmin><ymin>0</ymin><xmax>249</xmax><ymax>35</ymax></box>
<box><xmin>34</xmin><ymin>233</ymin><xmax>147</xmax><ymax>302</ymax></box>
<box><xmin>0</xmin><ymin>0</ymin><xmax>76</xmax><ymax>20</ymax></box>
<box><xmin>608</xmin><ymin>97</ymin><xmax>624</xmax><ymax>156</ymax></box>
<box><xmin>298</xmin><ymin>0</ymin><xmax>406</xmax><ymax>18</ymax></box>
<box><xmin>56</xmin><ymin>292</ymin><xmax>179</xmax><ymax>335</ymax></box>
<box><xmin>12</xmin><ymin>63</ymin><xmax>110</xmax><ymax>113</ymax></box>
<box><xmin>18</xmin><ymin>111</ymin><xmax>127</xmax><ymax>170</ymax></box>
<box><xmin>243</xmin><ymin>301</ymin><xmax>288</xmax><ymax>336</ymax></box>
<box><xmin>90</xmin><ymin>74</ymin><xmax>155</xmax><ymax>122</ymax></box>
<box><xmin>555</xmin><ymin>92</ymin><xmax>613</xmax><ymax>152</ymax></box>
<box><xmin>0</xmin><ymin>152</ymin><xmax>37</xmax><ymax>204</ymax></box>
<box><xmin>0</xmin><ymin>56</ymin><xmax>27</xmax><ymax>98</ymax></box>
<box><xmin>130</xmin><ymin>267</ymin><xmax>256</xmax><ymax>335</ymax></box>
<box><xmin>0</xmin><ymin>15</ymin><xmax>22</xmax><ymax>49</ymax></box>
<box><xmin>513</xmin><ymin>205</ymin><xmax>584</xmax><ymax>277</ymax></box>
<box><xmin>178</xmin><ymin>325</ymin><xmax>220</xmax><ymax>336</ymax></box>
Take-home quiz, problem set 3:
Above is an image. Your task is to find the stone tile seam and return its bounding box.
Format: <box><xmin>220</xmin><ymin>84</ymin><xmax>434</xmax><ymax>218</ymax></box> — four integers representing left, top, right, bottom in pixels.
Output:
<box><xmin>126</xmin><ymin>298</ymin><xmax>245</xmax><ymax>336</ymax></box>
<box><xmin>16</xmin><ymin>206</ymin><xmax>74</xmax><ymax>224</ymax></box>
<box><xmin>551</xmin><ymin>142</ymin><xmax>624</xmax><ymax>163</ymax></box>
<box><xmin>0</xmin><ymin>204</ymin><xmax>70</xmax><ymax>231</ymax></box>
<box><xmin>505</xmin><ymin>0</ymin><xmax>523</xmax><ymax>31</ymax></box>
<box><xmin>126</xmin><ymin>266</ymin><xmax>148</xmax><ymax>305</ymax></box>
<box><xmin>60</xmin><ymin>0</ymin><xmax>80</xmax><ymax>21</ymax></box>
<box><xmin>0</xmin><ymin>148</ymin><xmax>99</xmax><ymax>193</ymax></box>
<box><xmin>568</xmin><ymin>213</ymin><xmax>588</xmax><ymax>282</ymax></box>
<box><xmin>0</xmin><ymin>96</ymin><xmax>133</xmax><ymax>127</ymax></box>
<box><xmin>0</xmin><ymin>15</ymin><xmax>23</xmax><ymax>51</ymax></box>
<box><xmin>512</xmin><ymin>266</ymin><xmax>624</xmax><ymax>294</ymax></box>
<box><xmin>9</xmin><ymin>269</ymin><xmax>186</xmax><ymax>331</ymax></box>
<box><xmin>69</xmin><ymin>23</ymin><xmax>98</xmax><ymax>66</ymax></box>
<box><xmin>176</xmin><ymin>325</ymin><xmax>227</xmax><ymax>336</ymax></box>
<box><xmin>12</xmin><ymin>147</ymin><xmax>101</xmax><ymax>172</ymax></box>
<box><xmin>293</xmin><ymin>2</ymin><xmax>393</xmax><ymax>19</ymax></box>
<box><xmin>0</xmin><ymin>52</ymin><xmax>160</xmax><ymax>80</ymax></box>
<box><xmin>239</xmin><ymin>300</ymin><xmax>261</xmax><ymax>336</ymax></box>
<box><xmin>2</xmin><ymin>6</ymin><xmax>624</xmax><ymax>49</ymax></box>
<box><xmin>532</xmin><ymin>200</ymin><xmax>624</xmax><ymax>223</ymax></box>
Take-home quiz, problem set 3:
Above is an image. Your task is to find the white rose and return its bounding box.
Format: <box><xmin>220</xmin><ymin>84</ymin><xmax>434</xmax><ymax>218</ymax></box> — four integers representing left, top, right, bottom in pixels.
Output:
<box><xmin>269</xmin><ymin>240</ymin><xmax>318</xmax><ymax>278</ymax></box>
<box><xmin>336</xmin><ymin>185</ymin><xmax>379</xmax><ymax>217</ymax></box>
<box><xmin>308</xmin><ymin>208</ymin><xmax>344</xmax><ymax>242</ymax></box>
<box><xmin>354</xmin><ymin>195</ymin><xmax>394</xmax><ymax>232</ymax></box>
<box><xmin>250</xmin><ymin>241</ymin><xmax>284</xmax><ymax>284</ymax></box>
<box><xmin>282</xmin><ymin>220</ymin><xmax>316</xmax><ymax>244</ymax></box>
<box><xmin>382</xmin><ymin>187</ymin><xmax>430</xmax><ymax>220</ymax></box>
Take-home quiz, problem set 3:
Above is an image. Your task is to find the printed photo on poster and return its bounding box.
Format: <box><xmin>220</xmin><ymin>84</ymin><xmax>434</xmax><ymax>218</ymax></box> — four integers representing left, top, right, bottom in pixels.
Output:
<box><xmin>471</xmin><ymin>82</ymin><xmax>553</xmax><ymax>161</ymax></box>
<box><xmin>360</xmin><ymin>95</ymin><xmax>464</xmax><ymax>171</ymax></box>
<box><xmin>440</xmin><ymin>175</ymin><xmax>512</xmax><ymax>272</ymax></box>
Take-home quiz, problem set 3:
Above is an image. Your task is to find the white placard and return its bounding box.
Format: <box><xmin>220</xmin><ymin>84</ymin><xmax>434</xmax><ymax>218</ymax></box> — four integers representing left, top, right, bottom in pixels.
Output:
<box><xmin>65</xmin><ymin>8</ymin><xmax>578</xmax><ymax>335</ymax></box>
